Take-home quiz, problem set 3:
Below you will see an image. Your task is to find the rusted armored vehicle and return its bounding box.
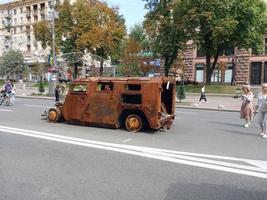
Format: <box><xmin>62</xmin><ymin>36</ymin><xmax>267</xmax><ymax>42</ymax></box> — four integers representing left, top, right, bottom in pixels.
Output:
<box><xmin>46</xmin><ymin>77</ymin><xmax>176</xmax><ymax>132</ymax></box>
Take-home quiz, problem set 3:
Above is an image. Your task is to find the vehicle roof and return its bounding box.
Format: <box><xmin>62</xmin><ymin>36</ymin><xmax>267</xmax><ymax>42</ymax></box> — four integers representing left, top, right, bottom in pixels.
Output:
<box><xmin>74</xmin><ymin>76</ymin><xmax>174</xmax><ymax>83</ymax></box>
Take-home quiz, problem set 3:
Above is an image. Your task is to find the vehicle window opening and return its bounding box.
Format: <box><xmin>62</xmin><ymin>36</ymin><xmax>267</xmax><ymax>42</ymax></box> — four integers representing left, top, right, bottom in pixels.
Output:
<box><xmin>98</xmin><ymin>83</ymin><xmax>113</xmax><ymax>91</ymax></box>
<box><xmin>122</xmin><ymin>94</ymin><xmax>142</xmax><ymax>104</ymax></box>
<box><xmin>161</xmin><ymin>83</ymin><xmax>173</xmax><ymax>114</ymax></box>
<box><xmin>125</xmin><ymin>84</ymin><xmax>141</xmax><ymax>91</ymax></box>
<box><xmin>72</xmin><ymin>84</ymin><xmax>87</xmax><ymax>92</ymax></box>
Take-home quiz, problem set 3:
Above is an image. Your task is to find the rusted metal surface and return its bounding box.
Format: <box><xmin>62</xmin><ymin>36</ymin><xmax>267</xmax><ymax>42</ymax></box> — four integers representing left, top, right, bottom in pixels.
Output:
<box><xmin>47</xmin><ymin>77</ymin><xmax>176</xmax><ymax>132</ymax></box>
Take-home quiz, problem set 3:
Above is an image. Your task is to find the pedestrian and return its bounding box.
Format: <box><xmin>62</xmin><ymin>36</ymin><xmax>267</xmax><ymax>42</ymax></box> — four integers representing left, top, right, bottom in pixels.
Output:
<box><xmin>199</xmin><ymin>85</ymin><xmax>207</xmax><ymax>102</ymax></box>
<box><xmin>240</xmin><ymin>84</ymin><xmax>254</xmax><ymax>128</ymax></box>
<box><xmin>255</xmin><ymin>83</ymin><xmax>267</xmax><ymax>138</ymax></box>
<box><xmin>11</xmin><ymin>82</ymin><xmax>16</xmax><ymax>105</ymax></box>
<box><xmin>55</xmin><ymin>85</ymin><xmax>60</xmax><ymax>103</ymax></box>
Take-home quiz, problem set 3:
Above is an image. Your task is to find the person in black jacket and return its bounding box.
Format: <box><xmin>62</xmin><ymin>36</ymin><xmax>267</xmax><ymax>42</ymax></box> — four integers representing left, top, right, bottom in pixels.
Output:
<box><xmin>55</xmin><ymin>85</ymin><xmax>60</xmax><ymax>102</ymax></box>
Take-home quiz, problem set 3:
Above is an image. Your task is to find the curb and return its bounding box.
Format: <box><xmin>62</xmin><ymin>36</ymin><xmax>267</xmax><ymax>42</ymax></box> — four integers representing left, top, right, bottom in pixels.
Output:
<box><xmin>176</xmin><ymin>105</ymin><xmax>239</xmax><ymax>113</ymax></box>
<box><xmin>186</xmin><ymin>93</ymin><xmax>235</xmax><ymax>97</ymax></box>
<box><xmin>16</xmin><ymin>95</ymin><xmax>53</xmax><ymax>100</ymax></box>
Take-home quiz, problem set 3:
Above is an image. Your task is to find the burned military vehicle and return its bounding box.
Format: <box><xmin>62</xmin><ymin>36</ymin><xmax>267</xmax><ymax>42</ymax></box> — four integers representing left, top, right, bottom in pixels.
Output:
<box><xmin>46</xmin><ymin>77</ymin><xmax>176</xmax><ymax>132</ymax></box>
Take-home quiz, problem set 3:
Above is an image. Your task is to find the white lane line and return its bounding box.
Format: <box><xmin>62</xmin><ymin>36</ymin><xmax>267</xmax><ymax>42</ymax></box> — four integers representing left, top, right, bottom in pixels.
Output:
<box><xmin>122</xmin><ymin>138</ymin><xmax>132</xmax><ymax>144</ymax></box>
<box><xmin>0</xmin><ymin>108</ymin><xmax>12</xmax><ymax>112</ymax></box>
<box><xmin>24</xmin><ymin>104</ymin><xmax>50</xmax><ymax>108</ymax></box>
<box><xmin>0</xmin><ymin>125</ymin><xmax>267</xmax><ymax>179</ymax></box>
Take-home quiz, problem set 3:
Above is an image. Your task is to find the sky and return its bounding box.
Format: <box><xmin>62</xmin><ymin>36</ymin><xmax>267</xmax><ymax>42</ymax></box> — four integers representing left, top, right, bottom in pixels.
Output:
<box><xmin>0</xmin><ymin>0</ymin><xmax>147</xmax><ymax>31</ymax></box>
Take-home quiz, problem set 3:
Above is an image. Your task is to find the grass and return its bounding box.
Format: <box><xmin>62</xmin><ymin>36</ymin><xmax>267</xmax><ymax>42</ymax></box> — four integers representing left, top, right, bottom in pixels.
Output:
<box><xmin>183</xmin><ymin>84</ymin><xmax>239</xmax><ymax>94</ymax></box>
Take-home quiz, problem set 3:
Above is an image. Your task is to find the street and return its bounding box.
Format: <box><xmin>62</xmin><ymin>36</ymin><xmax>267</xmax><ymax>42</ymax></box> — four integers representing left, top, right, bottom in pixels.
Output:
<box><xmin>0</xmin><ymin>98</ymin><xmax>267</xmax><ymax>200</ymax></box>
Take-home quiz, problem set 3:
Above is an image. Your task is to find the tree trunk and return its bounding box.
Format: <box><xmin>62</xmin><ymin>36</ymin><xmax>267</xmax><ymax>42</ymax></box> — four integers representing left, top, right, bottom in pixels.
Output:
<box><xmin>206</xmin><ymin>53</ymin><xmax>212</xmax><ymax>84</ymax></box>
<box><xmin>73</xmin><ymin>63</ymin><xmax>78</xmax><ymax>80</ymax></box>
<box><xmin>100</xmin><ymin>61</ymin><xmax>104</xmax><ymax>77</ymax></box>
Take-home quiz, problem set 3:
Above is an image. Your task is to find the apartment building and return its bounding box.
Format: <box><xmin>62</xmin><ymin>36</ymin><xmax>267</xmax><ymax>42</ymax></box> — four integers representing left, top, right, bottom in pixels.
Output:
<box><xmin>182</xmin><ymin>37</ymin><xmax>267</xmax><ymax>86</ymax></box>
<box><xmin>0</xmin><ymin>0</ymin><xmax>54</xmax><ymax>64</ymax></box>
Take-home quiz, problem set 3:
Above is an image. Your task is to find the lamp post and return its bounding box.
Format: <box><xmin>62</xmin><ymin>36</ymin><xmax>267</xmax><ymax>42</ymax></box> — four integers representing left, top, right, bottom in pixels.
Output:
<box><xmin>48</xmin><ymin>0</ymin><xmax>57</xmax><ymax>96</ymax></box>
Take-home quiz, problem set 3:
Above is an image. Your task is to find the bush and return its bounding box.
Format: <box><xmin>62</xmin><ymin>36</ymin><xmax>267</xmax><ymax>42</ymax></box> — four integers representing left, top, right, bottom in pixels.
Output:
<box><xmin>39</xmin><ymin>81</ymin><xmax>45</xmax><ymax>93</ymax></box>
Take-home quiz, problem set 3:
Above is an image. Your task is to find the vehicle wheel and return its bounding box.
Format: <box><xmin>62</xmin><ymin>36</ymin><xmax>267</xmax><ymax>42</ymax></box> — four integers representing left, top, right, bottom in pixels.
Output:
<box><xmin>48</xmin><ymin>109</ymin><xmax>59</xmax><ymax>122</ymax></box>
<box><xmin>125</xmin><ymin>114</ymin><xmax>143</xmax><ymax>133</ymax></box>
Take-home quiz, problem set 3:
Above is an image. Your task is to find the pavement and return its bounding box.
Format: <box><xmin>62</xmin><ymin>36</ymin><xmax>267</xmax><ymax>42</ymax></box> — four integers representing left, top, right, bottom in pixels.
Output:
<box><xmin>0</xmin><ymin>98</ymin><xmax>266</xmax><ymax>199</ymax></box>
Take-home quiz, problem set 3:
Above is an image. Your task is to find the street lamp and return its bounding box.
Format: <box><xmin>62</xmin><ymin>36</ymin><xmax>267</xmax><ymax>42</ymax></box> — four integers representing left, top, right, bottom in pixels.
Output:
<box><xmin>48</xmin><ymin>0</ymin><xmax>57</xmax><ymax>96</ymax></box>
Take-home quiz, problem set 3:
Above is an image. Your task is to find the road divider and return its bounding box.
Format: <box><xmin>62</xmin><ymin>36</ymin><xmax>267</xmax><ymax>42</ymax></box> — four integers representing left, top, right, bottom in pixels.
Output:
<box><xmin>0</xmin><ymin>125</ymin><xmax>266</xmax><ymax>179</ymax></box>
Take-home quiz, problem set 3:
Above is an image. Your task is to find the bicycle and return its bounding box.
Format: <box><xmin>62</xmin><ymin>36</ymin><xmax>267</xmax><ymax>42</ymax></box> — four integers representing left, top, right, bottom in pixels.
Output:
<box><xmin>0</xmin><ymin>91</ymin><xmax>12</xmax><ymax>106</ymax></box>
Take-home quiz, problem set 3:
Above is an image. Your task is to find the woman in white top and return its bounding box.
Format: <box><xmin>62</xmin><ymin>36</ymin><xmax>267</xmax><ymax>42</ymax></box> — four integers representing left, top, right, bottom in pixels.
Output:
<box><xmin>255</xmin><ymin>83</ymin><xmax>267</xmax><ymax>138</ymax></box>
<box><xmin>240</xmin><ymin>85</ymin><xmax>254</xmax><ymax>128</ymax></box>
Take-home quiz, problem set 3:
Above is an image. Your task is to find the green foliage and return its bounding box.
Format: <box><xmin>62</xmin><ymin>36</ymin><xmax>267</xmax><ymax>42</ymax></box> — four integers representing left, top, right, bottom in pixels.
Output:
<box><xmin>0</xmin><ymin>49</ymin><xmax>24</xmax><ymax>76</ymax></box>
<box><xmin>144</xmin><ymin>0</ymin><xmax>188</xmax><ymax>76</ymax></box>
<box><xmin>39</xmin><ymin>81</ymin><xmax>45</xmax><ymax>93</ymax></box>
<box><xmin>177</xmin><ymin>81</ymin><xmax>186</xmax><ymax>102</ymax></box>
<box><xmin>175</xmin><ymin>0</ymin><xmax>267</xmax><ymax>83</ymax></box>
<box><xmin>129</xmin><ymin>23</ymin><xmax>150</xmax><ymax>51</ymax></box>
<box><xmin>33</xmin><ymin>21</ymin><xmax>52</xmax><ymax>49</ymax></box>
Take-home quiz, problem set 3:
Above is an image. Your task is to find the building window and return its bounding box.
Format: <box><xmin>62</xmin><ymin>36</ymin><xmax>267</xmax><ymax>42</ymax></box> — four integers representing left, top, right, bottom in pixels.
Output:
<box><xmin>20</xmin><ymin>26</ymin><xmax>23</xmax><ymax>33</ymax></box>
<box><xmin>13</xmin><ymin>9</ymin><xmax>17</xmax><ymax>15</ymax></box>
<box><xmin>20</xmin><ymin>8</ymin><xmax>23</xmax><ymax>14</ymax></box>
<box><xmin>34</xmin><ymin>16</ymin><xmax>38</xmax><ymax>22</ymax></box>
<box><xmin>14</xmin><ymin>18</ymin><xmax>17</xmax><ymax>25</ymax></box>
<box><xmin>20</xmin><ymin>17</ymin><xmax>23</xmax><ymax>24</ymax></box>
<box><xmin>14</xmin><ymin>27</ymin><xmax>17</xmax><ymax>34</ymax></box>
<box><xmin>211</xmin><ymin>69</ymin><xmax>222</xmax><ymax>83</ymax></box>
<box><xmin>195</xmin><ymin>64</ymin><xmax>204</xmax><ymax>82</ymax></box>
<box><xmin>224</xmin><ymin>63</ymin><xmax>233</xmax><ymax>83</ymax></box>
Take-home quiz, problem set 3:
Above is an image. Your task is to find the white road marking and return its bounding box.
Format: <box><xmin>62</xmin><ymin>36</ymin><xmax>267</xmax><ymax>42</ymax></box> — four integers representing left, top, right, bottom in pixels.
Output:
<box><xmin>122</xmin><ymin>138</ymin><xmax>132</xmax><ymax>144</ymax></box>
<box><xmin>0</xmin><ymin>108</ymin><xmax>12</xmax><ymax>112</ymax></box>
<box><xmin>0</xmin><ymin>125</ymin><xmax>267</xmax><ymax>179</ymax></box>
<box><xmin>24</xmin><ymin>104</ymin><xmax>50</xmax><ymax>109</ymax></box>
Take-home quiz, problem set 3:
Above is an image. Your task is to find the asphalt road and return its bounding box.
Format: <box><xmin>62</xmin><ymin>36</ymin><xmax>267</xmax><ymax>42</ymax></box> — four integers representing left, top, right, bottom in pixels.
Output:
<box><xmin>0</xmin><ymin>98</ymin><xmax>267</xmax><ymax>200</ymax></box>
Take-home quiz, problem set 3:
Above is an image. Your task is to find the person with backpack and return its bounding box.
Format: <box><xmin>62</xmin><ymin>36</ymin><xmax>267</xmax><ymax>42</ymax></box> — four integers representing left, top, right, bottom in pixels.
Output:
<box><xmin>4</xmin><ymin>80</ymin><xmax>12</xmax><ymax>105</ymax></box>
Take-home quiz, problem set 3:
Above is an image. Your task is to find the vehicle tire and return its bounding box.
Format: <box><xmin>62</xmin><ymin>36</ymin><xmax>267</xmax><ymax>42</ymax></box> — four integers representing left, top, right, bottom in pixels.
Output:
<box><xmin>125</xmin><ymin>114</ymin><xmax>143</xmax><ymax>133</ymax></box>
<box><xmin>48</xmin><ymin>108</ymin><xmax>60</xmax><ymax>122</ymax></box>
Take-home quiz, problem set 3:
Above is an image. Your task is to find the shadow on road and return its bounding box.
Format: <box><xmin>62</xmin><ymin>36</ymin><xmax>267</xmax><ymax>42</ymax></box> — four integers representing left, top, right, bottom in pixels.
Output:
<box><xmin>164</xmin><ymin>183</ymin><xmax>266</xmax><ymax>200</ymax></box>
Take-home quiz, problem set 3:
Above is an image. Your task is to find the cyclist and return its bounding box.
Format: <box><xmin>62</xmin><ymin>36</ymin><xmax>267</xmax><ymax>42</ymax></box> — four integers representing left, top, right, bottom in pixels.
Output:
<box><xmin>4</xmin><ymin>80</ymin><xmax>12</xmax><ymax>105</ymax></box>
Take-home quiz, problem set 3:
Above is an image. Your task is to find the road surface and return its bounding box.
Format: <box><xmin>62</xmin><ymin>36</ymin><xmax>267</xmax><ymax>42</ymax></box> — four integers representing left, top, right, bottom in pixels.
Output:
<box><xmin>0</xmin><ymin>98</ymin><xmax>266</xmax><ymax>200</ymax></box>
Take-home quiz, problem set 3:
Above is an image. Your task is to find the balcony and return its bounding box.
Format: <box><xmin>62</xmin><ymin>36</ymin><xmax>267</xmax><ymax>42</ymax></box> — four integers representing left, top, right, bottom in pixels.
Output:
<box><xmin>33</xmin><ymin>10</ymin><xmax>38</xmax><ymax>16</ymax></box>
<box><xmin>26</xmin><ymin>11</ymin><xmax>31</xmax><ymax>18</ymax></box>
<box><xmin>3</xmin><ymin>13</ymin><xmax>12</xmax><ymax>19</ymax></box>
<box><xmin>3</xmin><ymin>22</ymin><xmax>12</xmax><ymax>28</ymax></box>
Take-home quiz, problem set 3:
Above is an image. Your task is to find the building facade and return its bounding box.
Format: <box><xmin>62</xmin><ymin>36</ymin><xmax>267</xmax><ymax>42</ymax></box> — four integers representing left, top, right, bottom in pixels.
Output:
<box><xmin>183</xmin><ymin>35</ymin><xmax>267</xmax><ymax>85</ymax></box>
<box><xmin>0</xmin><ymin>0</ymin><xmax>55</xmax><ymax>64</ymax></box>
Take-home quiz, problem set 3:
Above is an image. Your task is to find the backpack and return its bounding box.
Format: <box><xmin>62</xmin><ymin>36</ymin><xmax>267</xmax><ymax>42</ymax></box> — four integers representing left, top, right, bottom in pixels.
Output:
<box><xmin>5</xmin><ymin>84</ymin><xmax>12</xmax><ymax>93</ymax></box>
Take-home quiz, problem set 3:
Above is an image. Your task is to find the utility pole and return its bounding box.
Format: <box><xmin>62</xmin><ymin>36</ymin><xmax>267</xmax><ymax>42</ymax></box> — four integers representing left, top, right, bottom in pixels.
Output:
<box><xmin>48</xmin><ymin>0</ymin><xmax>57</xmax><ymax>96</ymax></box>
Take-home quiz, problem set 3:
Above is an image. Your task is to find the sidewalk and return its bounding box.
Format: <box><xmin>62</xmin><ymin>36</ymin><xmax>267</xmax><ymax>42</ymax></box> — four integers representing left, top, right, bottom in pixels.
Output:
<box><xmin>176</xmin><ymin>94</ymin><xmax>246</xmax><ymax>112</ymax></box>
<box><xmin>14</xmin><ymin>84</ymin><xmax>244</xmax><ymax>112</ymax></box>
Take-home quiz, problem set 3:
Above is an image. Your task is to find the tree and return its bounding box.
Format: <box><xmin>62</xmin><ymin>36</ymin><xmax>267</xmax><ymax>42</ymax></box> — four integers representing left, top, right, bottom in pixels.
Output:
<box><xmin>33</xmin><ymin>21</ymin><xmax>52</xmax><ymax>50</ymax></box>
<box><xmin>0</xmin><ymin>49</ymin><xmax>24</xmax><ymax>78</ymax></box>
<box><xmin>74</xmin><ymin>0</ymin><xmax>126</xmax><ymax>76</ymax></box>
<box><xmin>175</xmin><ymin>0</ymin><xmax>267</xmax><ymax>83</ymax></box>
<box><xmin>177</xmin><ymin>79</ymin><xmax>186</xmax><ymax>102</ymax></box>
<box><xmin>120</xmin><ymin>37</ymin><xmax>142</xmax><ymax>76</ymax></box>
<box><xmin>143</xmin><ymin>0</ymin><xmax>187</xmax><ymax>76</ymax></box>
<box><xmin>129</xmin><ymin>23</ymin><xmax>150</xmax><ymax>51</ymax></box>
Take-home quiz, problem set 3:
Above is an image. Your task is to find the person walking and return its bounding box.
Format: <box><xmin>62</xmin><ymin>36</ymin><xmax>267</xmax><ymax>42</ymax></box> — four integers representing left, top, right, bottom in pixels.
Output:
<box><xmin>11</xmin><ymin>82</ymin><xmax>16</xmax><ymax>105</ymax></box>
<box><xmin>240</xmin><ymin>84</ymin><xmax>254</xmax><ymax>128</ymax></box>
<box><xmin>199</xmin><ymin>85</ymin><xmax>207</xmax><ymax>102</ymax></box>
<box><xmin>255</xmin><ymin>83</ymin><xmax>267</xmax><ymax>138</ymax></box>
<box><xmin>55</xmin><ymin>85</ymin><xmax>60</xmax><ymax>103</ymax></box>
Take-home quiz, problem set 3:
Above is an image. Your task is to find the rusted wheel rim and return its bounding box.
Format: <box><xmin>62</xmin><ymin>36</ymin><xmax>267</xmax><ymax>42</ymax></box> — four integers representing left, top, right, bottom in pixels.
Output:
<box><xmin>48</xmin><ymin>110</ymin><xmax>58</xmax><ymax>122</ymax></box>
<box><xmin>125</xmin><ymin>115</ymin><xmax>142</xmax><ymax>132</ymax></box>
